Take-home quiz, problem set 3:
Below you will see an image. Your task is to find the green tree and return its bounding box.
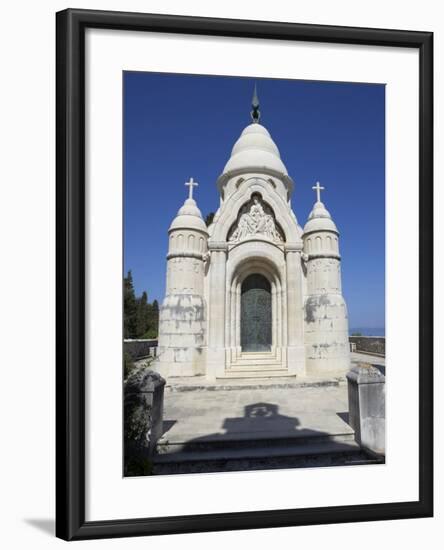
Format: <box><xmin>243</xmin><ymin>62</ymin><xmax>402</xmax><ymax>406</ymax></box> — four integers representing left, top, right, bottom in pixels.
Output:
<box><xmin>124</xmin><ymin>271</ymin><xmax>160</xmax><ymax>339</ymax></box>
<box><xmin>135</xmin><ymin>291</ymin><xmax>149</xmax><ymax>337</ymax></box>
<box><xmin>205</xmin><ymin>212</ymin><xmax>215</xmax><ymax>226</ymax></box>
<box><xmin>142</xmin><ymin>299</ymin><xmax>159</xmax><ymax>339</ymax></box>
<box><xmin>123</xmin><ymin>271</ymin><xmax>137</xmax><ymax>338</ymax></box>
<box><xmin>151</xmin><ymin>300</ymin><xmax>159</xmax><ymax>337</ymax></box>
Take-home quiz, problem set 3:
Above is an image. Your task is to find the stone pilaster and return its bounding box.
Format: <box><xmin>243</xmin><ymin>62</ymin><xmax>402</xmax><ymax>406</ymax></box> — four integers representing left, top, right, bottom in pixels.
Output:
<box><xmin>206</xmin><ymin>242</ymin><xmax>228</xmax><ymax>379</ymax></box>
<box><xmin>285</xmin><ymin>243</ymin><xmax>305</xmax><ymax>375</ymax></box>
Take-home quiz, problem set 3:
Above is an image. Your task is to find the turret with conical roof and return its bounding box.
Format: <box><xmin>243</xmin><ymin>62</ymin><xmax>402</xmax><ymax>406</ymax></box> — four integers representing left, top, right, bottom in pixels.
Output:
<box><xmin>302</xmin><ymin>182</ymin><xmax>349</xmax><ymax>374</ymax></box>
<box><xmin>157</xmin><ymin>178</ymin><xmax>209</xmax><ymax>377</ymax></box>
<box><xmin>303</xmin><ymin>183</ymin><xmax>340</xmax><ymax>285</ymax></box>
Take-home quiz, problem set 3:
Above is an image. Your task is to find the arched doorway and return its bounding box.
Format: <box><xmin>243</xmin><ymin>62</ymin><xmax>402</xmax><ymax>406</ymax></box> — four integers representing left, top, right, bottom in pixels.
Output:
<box><xmin>241</xmin><ymin>273</ymin><xmax>272</xmax><ymax>352</ymax></box>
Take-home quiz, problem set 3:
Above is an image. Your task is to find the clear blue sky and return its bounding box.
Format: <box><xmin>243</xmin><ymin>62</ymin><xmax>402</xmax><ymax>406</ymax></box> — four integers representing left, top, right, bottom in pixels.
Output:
<box><xmin>124</xmin><ymin>72</ymin><xmax>385</xmax><ymax>330</ymax></box>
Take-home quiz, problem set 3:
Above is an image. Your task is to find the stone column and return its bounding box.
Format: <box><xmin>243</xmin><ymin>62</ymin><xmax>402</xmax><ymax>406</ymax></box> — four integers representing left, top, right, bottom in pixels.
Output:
<box><xmin>229</xmin><ymin>284</ymin><xmax>236</xmax><ymax>361</ymax></box>
<box><xmin>346</xmin><ymin>363</ymin><xmax>385</xmax><ymax>455</ymax></box>
<box><xmin>206</xmin><ymin>242</ymin><xmax>227</xmax><ymax>379</ymax></box>
<box><xmin>286</xmin><ymin>243</ymin><xmax>305</xmax><ymax>375</ymax></box>
<box><xmin>235</xmin><ymin>283</ymin><xmax>241</xmax><ymax>353</ymax></box>
<box><xmin>271</xmin><ymin>285</ymin><xmax>277</xmax><ymax>352</ymax></box>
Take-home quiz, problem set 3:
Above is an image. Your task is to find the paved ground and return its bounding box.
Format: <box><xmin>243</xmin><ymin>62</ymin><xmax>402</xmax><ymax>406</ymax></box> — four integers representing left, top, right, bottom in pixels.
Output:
<box><xmin>161</xmin><ymin>383</ymin><xmax>352</xmax><ymax>445</ymax></box>
<box><xmin>158</xmin><ymin>352</ymin><xmax>384</xmax><ymax>448</ymax></box>
<box><xmin>150</xmin><ymin>353</ymin><xmax>386</xmax><ymax>473</ymax></box>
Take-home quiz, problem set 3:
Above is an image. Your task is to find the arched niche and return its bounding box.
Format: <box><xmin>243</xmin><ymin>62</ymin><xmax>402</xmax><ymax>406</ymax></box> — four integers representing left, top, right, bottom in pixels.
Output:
<box><xmin>210</xmin><ymin>177</ymin><xmax>302</xmax><ymax>244</ymax></box>
<box><xmin>226</xmin><ymin>192</ymin><xmax>286</xmax><ymax>244</ymax></box>
<box><xmin>225</xmin><ymin>246</ymin><xmax>287</xmax><ymax>360</ymax></box>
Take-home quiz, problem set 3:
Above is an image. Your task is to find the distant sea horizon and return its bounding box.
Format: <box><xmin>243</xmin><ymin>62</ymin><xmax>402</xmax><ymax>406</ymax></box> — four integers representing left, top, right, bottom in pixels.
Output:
<box><xmin>349</xmin><ymin>327</ymin><xmax>385</xmax><ymax>337</ymax></box>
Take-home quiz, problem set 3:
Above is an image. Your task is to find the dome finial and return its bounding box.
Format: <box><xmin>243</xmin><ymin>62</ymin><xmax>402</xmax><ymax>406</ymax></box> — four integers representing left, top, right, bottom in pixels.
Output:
<box><xmin>251</xmin><ymin>83</ymin><xmax>260</xmax><ymax>123</ymax></box>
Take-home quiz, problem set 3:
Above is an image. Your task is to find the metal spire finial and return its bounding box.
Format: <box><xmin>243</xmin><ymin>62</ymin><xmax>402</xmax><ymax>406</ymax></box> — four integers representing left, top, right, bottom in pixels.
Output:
<box><xmin>251</xmin><ymin>83</ymin><xmax>260</xmax><ymax>123</ymax></box>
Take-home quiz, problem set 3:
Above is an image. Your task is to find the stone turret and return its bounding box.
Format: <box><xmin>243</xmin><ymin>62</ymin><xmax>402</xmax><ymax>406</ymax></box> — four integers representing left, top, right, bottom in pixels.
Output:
<box><xmin>302</xmin><ymin>182</ymin><xmax>349</xmax><ymax>374</ymax></box>
<box><xmin>157</xmin><ymin>179</ymin><xmax>209</xmax><ymax>377</ymax></box>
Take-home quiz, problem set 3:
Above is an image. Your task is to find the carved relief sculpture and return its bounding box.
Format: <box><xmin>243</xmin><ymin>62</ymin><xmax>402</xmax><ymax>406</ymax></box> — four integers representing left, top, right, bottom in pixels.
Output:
<box><xmin>229</xmin><ymin>194</ymin><xmax>284</xmax><ymax>243</ymax></box>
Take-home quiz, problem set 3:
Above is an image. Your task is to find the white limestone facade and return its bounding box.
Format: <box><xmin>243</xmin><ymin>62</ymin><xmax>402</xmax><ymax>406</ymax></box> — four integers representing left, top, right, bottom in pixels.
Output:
<box><xmin>156</xmin><ymin>110</ymin><xmax>349</xmax><ymax>380</ymax></box>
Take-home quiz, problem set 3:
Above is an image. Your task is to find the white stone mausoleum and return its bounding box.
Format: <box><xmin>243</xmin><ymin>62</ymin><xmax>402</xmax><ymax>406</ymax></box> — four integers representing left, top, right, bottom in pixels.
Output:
<box><xmin>156</xmin><ymin>93</ymin><xmax>350</xmax><ymax>380</ymax></box>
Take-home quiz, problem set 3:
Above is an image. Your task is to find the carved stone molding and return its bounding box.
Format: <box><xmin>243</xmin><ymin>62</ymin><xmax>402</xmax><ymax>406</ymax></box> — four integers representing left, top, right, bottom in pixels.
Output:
<box><xmin>285</xmin><ymin>242</ymin><xmax>303</xmax><ymax>253</ymax></box>
<box><xmin>208</xmin><ymin>241</ymin><xmax>228</xmax><ymax>252</ymax></box>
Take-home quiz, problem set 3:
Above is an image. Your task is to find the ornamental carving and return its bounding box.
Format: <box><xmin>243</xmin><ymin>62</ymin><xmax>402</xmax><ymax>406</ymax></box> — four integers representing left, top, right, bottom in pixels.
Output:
<box><xmin>228</xmin><ymin>195</ymin><xmax>284</xmax><ymax>244</ymax></box>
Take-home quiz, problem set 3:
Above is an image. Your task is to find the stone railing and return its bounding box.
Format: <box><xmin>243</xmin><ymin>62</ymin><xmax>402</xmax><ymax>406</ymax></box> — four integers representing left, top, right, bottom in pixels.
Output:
<box><xmin>124</xmin><ymin>339</ymin><xmax>158</xmax><ymax>361</ymax></box>
<box><xmin>349</xmin><ymin>336</ymin><xmax>385</xmax><ymax>357</ymax></box>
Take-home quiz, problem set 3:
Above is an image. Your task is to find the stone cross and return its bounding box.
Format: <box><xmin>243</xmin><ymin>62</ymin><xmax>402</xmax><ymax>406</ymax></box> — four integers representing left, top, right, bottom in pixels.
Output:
<box><xmin>185</xmin><ymin>177</ymin><xmax>198</xmax><ymax>199</ymax></box>
<box><xmin>312</xmin><ymin>181</ymin><xmax>325</xmax><ymax>203</ymax></box>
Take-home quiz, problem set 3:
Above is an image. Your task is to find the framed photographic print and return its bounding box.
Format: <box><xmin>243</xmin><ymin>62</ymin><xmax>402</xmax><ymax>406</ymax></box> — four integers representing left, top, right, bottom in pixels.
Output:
<box><xmin>56</xmin><ymin>8</ymin><xmax>433</xmax><ymax>541</ymax></box>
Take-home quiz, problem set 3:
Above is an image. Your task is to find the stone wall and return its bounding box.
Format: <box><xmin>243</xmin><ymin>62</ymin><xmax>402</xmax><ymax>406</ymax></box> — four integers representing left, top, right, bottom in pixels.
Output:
<box><xmin>124</xmin><ymin>339</ymin><xmax>158</xmax><ymax>361</ymax></box>
<box><xmin>349</xmin><ymin>336</ymin><xmax>385</xmax><ymax>357</ymax></box>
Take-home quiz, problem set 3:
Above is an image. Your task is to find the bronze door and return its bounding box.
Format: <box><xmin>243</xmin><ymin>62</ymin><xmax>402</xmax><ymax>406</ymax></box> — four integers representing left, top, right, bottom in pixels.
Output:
<box><xmin>241</xmin><ymin>274</ymin><xmax>272</xmax><ymax>352</ymax></box>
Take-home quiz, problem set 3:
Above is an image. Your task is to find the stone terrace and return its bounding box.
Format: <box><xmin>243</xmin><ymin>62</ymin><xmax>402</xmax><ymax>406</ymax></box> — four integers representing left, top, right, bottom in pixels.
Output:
<box><xmin>152</xmin><ymin>352</ymin><xmax>385</xmax><ymax>473</ymax></box>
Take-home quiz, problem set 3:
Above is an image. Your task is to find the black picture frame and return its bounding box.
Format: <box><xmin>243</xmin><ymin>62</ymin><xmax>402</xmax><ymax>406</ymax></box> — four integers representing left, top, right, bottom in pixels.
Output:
<box><xmin>56</xmin><ymin>8</ymin><xmax>433</xmax><ymax>541</ymax></box>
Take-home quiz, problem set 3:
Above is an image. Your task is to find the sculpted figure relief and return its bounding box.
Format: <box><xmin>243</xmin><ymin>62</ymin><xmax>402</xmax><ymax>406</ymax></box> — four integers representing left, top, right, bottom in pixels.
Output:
<box><xmin>229</xmin><ymin>195</ymin><xmax>283</xmax><ymax>243</ymax></box>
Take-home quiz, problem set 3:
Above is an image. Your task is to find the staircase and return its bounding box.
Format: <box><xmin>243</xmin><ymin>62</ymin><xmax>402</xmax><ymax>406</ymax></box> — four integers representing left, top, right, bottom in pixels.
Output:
<box><xmin>224</xmin><ymin>352</ymin><xmax>291</xmax><ymax>379</ymax></box>
<box><xmin>152</xmin><ymin>428</ymin><xmax>379</xmax><ymax>474</ymax></box>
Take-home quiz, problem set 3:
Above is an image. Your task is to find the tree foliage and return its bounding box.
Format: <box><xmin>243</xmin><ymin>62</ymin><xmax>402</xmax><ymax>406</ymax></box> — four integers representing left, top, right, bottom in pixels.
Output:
<box><xmin>123</xmin><ymin>271</ymin><xmax>159</xmax><ymax>339</ymax></box>
<box><xmin>124</xmin><ymin>270</ymin><xmax>137</xmax><ymax>338</ymax></box>
<box><xmin>205</xmin><ymin>212</ymin><xmax>215</xmax><ymax>226</ymax></box>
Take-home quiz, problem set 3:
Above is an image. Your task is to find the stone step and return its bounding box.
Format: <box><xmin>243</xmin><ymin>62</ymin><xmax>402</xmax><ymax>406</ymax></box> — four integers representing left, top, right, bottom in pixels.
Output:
<box><xmin>240</xmin><ymin>352</ymin><xmax>275</xmax><ymax>358</ymax></box>
<box><xmin>228</xmin><ymin>361</ymin><xmax>283</xmax><ymax>369</ymax></box>
<box><xmin>221</xmin><ymin>368</ymin><xmax>292</xmax><ymax>379</ymax></box>
<box><xmin>154</xmin><ymin>434</ymin><xmax>360</xmax><ymax>464</ymax></box>
<box><xmin>237</xmin><ymin>353</ymin><xmax>281</xmax><ymax>363</ymax></box>
<box><xmin>232</xmin><ymin>358</ymin><xmax>281</xmax><ymax>367</ymax></box>
<box><xmin>156</xmin><ymin>429</ymin><xmax>356</xmax><ymax>455</ymax></box>
<box><xmin>165</xmin><ymin>376</ymin><xmax>343</xmax><ymax>392</ymax></box>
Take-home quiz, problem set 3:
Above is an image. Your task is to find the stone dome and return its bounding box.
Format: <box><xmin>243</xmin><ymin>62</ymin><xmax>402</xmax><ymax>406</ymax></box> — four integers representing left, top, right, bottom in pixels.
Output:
<box><xmin>303</xmin><ymin>200</ymin><xmax>338</xmax><ymax>234</ymax></box>
<box><xmin>222</xmin><ymin>123</ymin><xmax>288</xmax><ymax>176</ymax></box>
<box><xmin>169</xmin><ymin>198</ymin><xmax>208</xmax><ymax>233</ymax></box>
